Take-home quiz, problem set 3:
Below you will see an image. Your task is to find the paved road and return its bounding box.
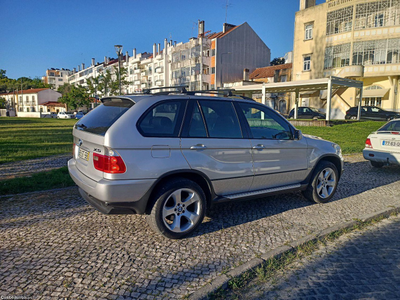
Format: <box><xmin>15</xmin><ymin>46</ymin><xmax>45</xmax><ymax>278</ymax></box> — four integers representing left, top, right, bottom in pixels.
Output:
<box><xmin>241</xmin><ymin>215</ymin><xmax>400</xmax><ymax>300</ymax></box>
<box><xmin>1</xmin><ymin>154</ymin><xmax>400</xmax><ymax>299</ymax></box>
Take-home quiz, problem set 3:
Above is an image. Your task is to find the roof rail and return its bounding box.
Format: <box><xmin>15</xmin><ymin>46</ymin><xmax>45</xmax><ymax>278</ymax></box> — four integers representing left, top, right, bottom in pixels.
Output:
<box><xmin>142</xmin><ymin>86</ymin><xmax>254</xmax><ymax>101</ymax></box>
<box><xmin>143</xmin><ymin>85</ymin><xmax>188</xmax><ymax>94</ymax></box>
<box><xmin>187</xmin><ymin>89</ymin><xmax>255</xmax><ymax>101</ymax></box>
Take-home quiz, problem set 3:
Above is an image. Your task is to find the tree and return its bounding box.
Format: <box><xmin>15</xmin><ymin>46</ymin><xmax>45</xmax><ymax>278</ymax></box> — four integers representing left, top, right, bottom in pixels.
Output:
<box><xmin>270</xmin><ymin>57</ymin><xmax>286</xmax><ymax>66</ymax></box>
<box><xmin>0</xmin><ymin>69</ymin><xmax>6</xmax><ymax>79</ymax></box>
<box><xmin>58</xmin><ymin>84</ymin><xmax>92</xmax><ymax>111</ymax></box>
<box><xmin>0</xmin><ymin>97</ymin><xmax>6</xmax><ymax>109</ymax></box>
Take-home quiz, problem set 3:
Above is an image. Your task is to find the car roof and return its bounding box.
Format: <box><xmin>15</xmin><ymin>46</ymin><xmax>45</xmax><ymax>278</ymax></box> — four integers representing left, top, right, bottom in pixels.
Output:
<box><xmin>102</xmin><ymin>93</ymin><xmax>257</xmax><ymax>105</ymax></box>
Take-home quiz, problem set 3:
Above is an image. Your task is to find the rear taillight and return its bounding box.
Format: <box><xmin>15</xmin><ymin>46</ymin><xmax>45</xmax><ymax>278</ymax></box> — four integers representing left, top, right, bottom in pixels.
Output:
<box><xmin>365</xmin><ymin>138</ymin><xmax>373</xmax><ymax>148</ymax></box>
<box><xmin>93</xmin><ymin>153</ymin><xmax>126</xmax><ymax>174</ymax></box>
<box><xmin>391</xmin><ymin>131</ymin><xmax>400</xmax><ymax>135</ymax></box>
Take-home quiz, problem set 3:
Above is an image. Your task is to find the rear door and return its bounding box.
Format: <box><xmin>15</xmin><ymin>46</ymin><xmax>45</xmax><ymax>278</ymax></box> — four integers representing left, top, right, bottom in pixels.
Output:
<box><xmin>180</xmin><ymin>99</ymin><xmax>253</xmax><ymax>196</ymax></box>
<box><xmin>236</xmin><ymin>102</ymin><xmax>309</xmax><ymax>190</ymax></box>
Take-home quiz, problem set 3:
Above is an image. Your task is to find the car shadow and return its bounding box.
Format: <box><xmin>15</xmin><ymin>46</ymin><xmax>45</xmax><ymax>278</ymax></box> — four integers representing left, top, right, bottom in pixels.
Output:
<box><xmin>190</xmin><ymin>159</ymin><xmax>400</xmax><ymax>238</ymax></box>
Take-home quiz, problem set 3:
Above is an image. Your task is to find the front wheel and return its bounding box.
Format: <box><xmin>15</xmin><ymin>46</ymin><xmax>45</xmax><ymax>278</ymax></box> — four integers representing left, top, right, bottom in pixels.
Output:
<box><xmin>302</xmin><ymin>161</ymin><xmax>339</xmax><ymax>204</ymax></box>
<box><xmin>147</xmin><ymin>178</ymin><xmax>206</xmax><ymax>239</ymax></box>
<box><xmin>350</xmin><ymin>115</ymin><xmax>357</xmax><ymax>120</ymax></box>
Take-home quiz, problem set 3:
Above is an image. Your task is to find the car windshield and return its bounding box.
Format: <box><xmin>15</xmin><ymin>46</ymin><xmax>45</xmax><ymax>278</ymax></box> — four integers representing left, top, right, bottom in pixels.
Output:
<box><xmin>378</xmin><ymin>121</ymin><xmax>400</xmax><ymax>132</ymax></box>
<box><xmin>75</xmin><ymin>98</ymin><xmax>134</xmax><ymax>136</ymax></box>
<box><xmin>310</xmin><ymin>107</ymin><xmax>320</xmax><ymax>113</ymax></box>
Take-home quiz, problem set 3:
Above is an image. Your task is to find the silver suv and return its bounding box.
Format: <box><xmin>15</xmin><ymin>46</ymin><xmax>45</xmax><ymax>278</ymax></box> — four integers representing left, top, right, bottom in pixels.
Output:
<box><xmin>68</xmin><ymin>88</ymin><xmax>343</xmax><ymax>239</ymax></box>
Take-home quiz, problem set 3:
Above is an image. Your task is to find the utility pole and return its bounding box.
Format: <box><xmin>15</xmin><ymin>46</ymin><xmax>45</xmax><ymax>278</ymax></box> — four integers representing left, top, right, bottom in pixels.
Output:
<box><xmin>114</xmin><ymin>45</ymin><xmax>123</xmax><ymax>95</ymax></box>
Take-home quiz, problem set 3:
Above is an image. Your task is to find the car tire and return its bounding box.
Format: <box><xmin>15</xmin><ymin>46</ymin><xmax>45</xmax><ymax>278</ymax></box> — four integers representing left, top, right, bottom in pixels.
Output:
<box><xmin>386</xmin><ymin>117</ymin><xmax>392</xmax><ymax>121</ymax></box>
<box><xmin>350</xmin><ymin>115</ymin><xmax>357</xmax><ymax>120</ymax></box>
<box><xmin>370</xmin><ymin>161</ymin><xmax>384</xmax><ymax>168</ymax></box>
<box><xmin>146</xmin><ymin>178</ymin><xmax>206</xmax><ymax>239</ymax></box>
<box><xmin>302</xmin><ymin>161</ymin><xmax>339</xmax><ymax>204</ymax></box>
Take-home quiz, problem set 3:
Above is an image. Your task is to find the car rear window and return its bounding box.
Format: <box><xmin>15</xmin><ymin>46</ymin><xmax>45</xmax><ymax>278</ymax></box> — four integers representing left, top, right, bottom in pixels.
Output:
<box><xmin>75</xmin><ymin>98</ymin><xmax>134</xmax><ymax>136</ymax></box>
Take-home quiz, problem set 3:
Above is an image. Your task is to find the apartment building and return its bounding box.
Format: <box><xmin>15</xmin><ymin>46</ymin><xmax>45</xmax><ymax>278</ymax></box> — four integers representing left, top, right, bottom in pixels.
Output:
<box><xmin>42</xmin><ymin>68</ymin><xmax>71</xmax><ymax>90</ymax></box>
<box><xmin>67</xmin><ymin>20</ymin><xmax>270</xmax><ymax>95</ymax></box>
<box><xmin>293</xmin><ymin>0</ymin><xmax>400</xmax><ymax>118</ymax></box>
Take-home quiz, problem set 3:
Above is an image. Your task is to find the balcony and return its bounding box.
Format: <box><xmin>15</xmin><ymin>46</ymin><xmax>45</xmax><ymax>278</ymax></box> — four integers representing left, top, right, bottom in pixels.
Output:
<box><xmin>324</xmin><ymin>65</ymin><xmax>364</xmax><ymax>78</ymax></box>
<box><xmin>363</xmin><ymin>63</ymin><xmax>400</xmax><ymax>77</ymax></box>
<box><xmin>134</xmin><ymin>69</ymin><xmax>141</xmax><ymax>74</ymax></box>
<box><xmin>134</xmin><ymin>80</ymin><xmax>141</xmax><ymax>85</ymax></box>
<box><xmin>155</xmin><ymin>80</ymin><xmax>164</xmax><ymax>86</ymax></box>
<box><xmin>155</xmin><ymin>67</ymin><xmax>163</xmax><ymax>73</ymax></box>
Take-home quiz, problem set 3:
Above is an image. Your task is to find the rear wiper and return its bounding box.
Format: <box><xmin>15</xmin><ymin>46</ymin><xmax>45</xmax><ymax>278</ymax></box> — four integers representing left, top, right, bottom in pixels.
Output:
<box><xmin>76</xmin><ymin>123</ymin><xmax>87</xmax><ymax>129</ymax></box>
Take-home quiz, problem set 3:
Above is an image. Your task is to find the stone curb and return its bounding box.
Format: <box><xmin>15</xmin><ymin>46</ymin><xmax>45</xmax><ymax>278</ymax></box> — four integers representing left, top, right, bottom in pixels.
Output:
<box><xmin>189</xmin><ymin>205</ymin><xmax>400</xmax><ymax>300</ymax></box>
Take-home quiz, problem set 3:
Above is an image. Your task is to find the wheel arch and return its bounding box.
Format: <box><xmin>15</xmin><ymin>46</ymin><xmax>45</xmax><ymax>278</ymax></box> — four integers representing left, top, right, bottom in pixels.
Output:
<box><xmin>145</xmin><ymin>170</ymin><xmax>215</xmax><ymax>214</ymax></box>
<box><xmin>304</xmin><ymin>154</ymin><xmax>343</xmax><ymax>186</ymax></box>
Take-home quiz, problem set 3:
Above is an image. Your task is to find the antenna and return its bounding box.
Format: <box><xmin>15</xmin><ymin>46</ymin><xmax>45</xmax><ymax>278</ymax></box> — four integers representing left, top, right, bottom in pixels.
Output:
<box><xmin>225</xmin><ymin>0</ymin><xmax>230</xmax><ymax>23</ymax></box>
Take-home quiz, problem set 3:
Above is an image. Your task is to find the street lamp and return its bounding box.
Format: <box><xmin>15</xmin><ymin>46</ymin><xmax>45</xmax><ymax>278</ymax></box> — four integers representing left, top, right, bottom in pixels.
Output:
<box><xmin>114</xmin><ymin>44</ymin><xmax>123</xmax><ymax>95</ymax></box>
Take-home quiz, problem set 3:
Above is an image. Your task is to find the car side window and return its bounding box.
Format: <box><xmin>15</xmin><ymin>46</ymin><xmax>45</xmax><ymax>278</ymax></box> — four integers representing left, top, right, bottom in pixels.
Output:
<box><xmin>199</xmin><ymin>100</ymin><xmax>242</xmax><ymax>138</ymax></box>
<box><xmin>238</xmin><ymin>102</ymin><xmax>292</xmax><ymax>140</ymax></box>
<box><xmin>188</xmin><ymin>103</ymin><xmax>207</xmax><ymax>138</ymax></box>
<box><xmin>371</xmin><ymin>107</ymin><xmax>380</xmax><ymax>113</ymax></box>
<box><xmin>138</xmin><ymin>100</ymin><xmax>185</xmax><ymax>137</ymax></box>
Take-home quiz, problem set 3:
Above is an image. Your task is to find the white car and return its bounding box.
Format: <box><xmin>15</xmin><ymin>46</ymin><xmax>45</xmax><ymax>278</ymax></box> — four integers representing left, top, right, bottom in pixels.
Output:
<box><xmin>364</xmin><ymin>119</ymin><xmax>400</xmax><ymax>168</ymax></box>
<box><xmin>57</xmin><ymin>112</ymin><xmax>74</xmax><ymax>119</ymax></box>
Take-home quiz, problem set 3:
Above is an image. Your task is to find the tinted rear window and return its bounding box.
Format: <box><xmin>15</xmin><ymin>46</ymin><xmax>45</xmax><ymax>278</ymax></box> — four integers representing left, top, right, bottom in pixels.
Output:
<box><xmin>75</xmin><ymin>98</ymin><xmax>134</xmax><ymax>136</ymax></box>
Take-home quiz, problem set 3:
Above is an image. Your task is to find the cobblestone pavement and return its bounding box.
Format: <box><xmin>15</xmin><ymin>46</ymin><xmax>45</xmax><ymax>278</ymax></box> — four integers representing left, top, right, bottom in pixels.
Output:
<box><xmin>0</xmin><ymin>154</ymin><xmax>71</xmax><ymax>180</ymax></box>
<box><xmin>1</xmin><ymin>154</ymin><xmax>400</xmax><ymax>299</ymax></box>
<box><xmin>241</xmin><ymin>214</ymin><xmax>400</xmax><ymax>300</ymax></box>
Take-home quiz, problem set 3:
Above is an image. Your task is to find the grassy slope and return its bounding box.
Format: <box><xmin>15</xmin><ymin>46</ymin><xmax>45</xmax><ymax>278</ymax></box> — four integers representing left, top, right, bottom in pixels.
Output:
<box><xmin>298</xmin><ymin>121</ymin><xmax>385</xmax><ymax>154</ymax></box>
<box><xmin>0</xmin><ymin>118</ymin><xmax>76</xmax><ymax>164</ymax></box>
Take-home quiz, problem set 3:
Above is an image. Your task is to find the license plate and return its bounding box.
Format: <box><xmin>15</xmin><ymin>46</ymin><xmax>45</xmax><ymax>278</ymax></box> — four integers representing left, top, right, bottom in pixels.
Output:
<box><xmin>78</xmin><ymin>148</ymin><xmax>90</xmax><ymax>161</ymax></box>
<box><xmin>382</xmin><ymin>140</ymin><xmax>400</xmax><ymax>147</ymax></box>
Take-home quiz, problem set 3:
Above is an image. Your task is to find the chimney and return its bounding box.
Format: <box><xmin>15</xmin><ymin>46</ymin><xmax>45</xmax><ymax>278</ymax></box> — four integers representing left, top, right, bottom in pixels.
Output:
<box><xmin>91</xmin><ymin>58</ymin><xmax>95</xmax><ymax>66</ymax></box>
<box><xmin>153</xmin><ymin>43</ymin><xmax>156</xmax><ymax>57</ymax></box>
<box><xmin>299</xmin><ymin>0</ymin><xmax>316</xmax><ymax>10</ymax></box>
<box><xmin>223</xmin><ymin>23</ymin><xmax>235</xmax><ymax>33</ymax></box>
<box><xmin>243</xmin><ymin>69</ymin><xmax>249</xmax><ymax>81</ymax></box>
<box><xmin>82</xmin><ymin>63</ymin><xmax>85</xmax><ymax>70</ymax></box>
<box><xmin>198</xmin><ymin>20</ymin><xmax>205</xmax><ymax>36</ymax></box>
<box><xmin>78</xmin><ymin>65</ymin><xmax>81</xmax><ymax>71</ymax></box>
<box><xmin>133</xmin><ymin>48</ymin><xmax>137</xmax><ymax>59</ymax></box>
<box><xmin>104</xmin><ymin>56</ymin><xmax>107</xmax><ymax>64</ymax></box>
<box><xmin>164</xmin><ymin>39</ymin><xmax>168</xmax><ymax>55</ymax></box>
<box><xmin>158</xmin><ymin>43</ymin><xmax>161</xmax><ymax>55</ymax></box>
<box><xmin>73</xmin><ymin>68</ymin><xmax>76</xmax><ymax>73</ymax></box>
<box><xmin>125</xmin><ymin>51</ymin><xmax>129</xmax><ymax>63</ymax></box>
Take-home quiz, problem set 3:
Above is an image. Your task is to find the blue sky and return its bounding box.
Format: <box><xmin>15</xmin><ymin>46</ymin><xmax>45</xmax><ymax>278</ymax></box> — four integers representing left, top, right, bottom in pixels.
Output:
<box><xmin>0</xmin><ymin>0</ymin><xmax>325</xmax><ymax>79</ymax></box>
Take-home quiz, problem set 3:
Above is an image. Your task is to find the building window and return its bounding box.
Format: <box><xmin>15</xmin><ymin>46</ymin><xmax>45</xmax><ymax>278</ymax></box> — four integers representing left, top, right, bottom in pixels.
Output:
<box><xmin>211</xmin><ymin>67</ymin><xmax>215</xmax><ymax>74</ymax></box>
<box><xmin>326</xmin><ymin>6</ymin><xmax>353</xmax><ymax>35</ymax></box>
<box><xmin>352</xmin><ymin>38</ymin><xmax>400</xmax><ymax>65</ymax></box>
<box><xmin>364</xmin><ymin>97</ymin><xmax>382</xmax><ymax>107</ymax></box>
<box><xmin>324</xmin><ymin>43</ymin><xmax>351</xmax><ymax>69</ymax></box>
<box><xmin>305</xmin><ymin>24</ymin><xmax>313</xmax><ymax>40</ymax></box>
<box><xmin>303</xmin><ymin>56</ymin><xmax>311</xmax><ymax>71</ymax></box>
<box><xmin>355</xmin><ymin>1</ymin><xmax>400</xmax><ymax>30</ymax></box>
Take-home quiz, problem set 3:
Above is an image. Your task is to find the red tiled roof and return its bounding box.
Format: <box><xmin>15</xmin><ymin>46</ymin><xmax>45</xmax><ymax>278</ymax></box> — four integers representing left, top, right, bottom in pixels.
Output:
<box><xmin>41</xmin><ymin>101</ymin><xmax>65</xmax><ymax>106</ymax></box>
<box><xmin>19</xmin><ymin>88</ymin><xmax>50</xmax><ymax>94</ymax></box>
<box><xmin>249</xmin><ymin>63</ymin><xmax>292</xmax><ymax>79</ymax></box>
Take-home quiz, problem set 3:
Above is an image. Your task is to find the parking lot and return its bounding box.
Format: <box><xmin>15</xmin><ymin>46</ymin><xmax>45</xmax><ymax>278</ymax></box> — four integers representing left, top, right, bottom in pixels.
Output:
<box><xmin>1</xmin><ymin>154</ymin><xmax>400</xmax><ymax>299</ymax></box>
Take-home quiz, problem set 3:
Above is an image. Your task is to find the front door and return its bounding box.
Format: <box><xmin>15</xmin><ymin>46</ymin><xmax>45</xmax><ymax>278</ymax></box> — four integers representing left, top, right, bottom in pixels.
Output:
<box><xmin>236</xmin><ymin>102</ymin><xmax>309</xmax><ymax>190</ymax></box>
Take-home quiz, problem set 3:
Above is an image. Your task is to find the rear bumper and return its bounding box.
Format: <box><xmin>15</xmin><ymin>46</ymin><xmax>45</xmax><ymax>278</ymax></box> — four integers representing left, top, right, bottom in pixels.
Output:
<box><xmin>68</xmin><ymin>159</ymin><xmax>156</xmax><ymax>214</ymax></box>
<box><xmin>363</xmin><ymin>149</ymin><xmax>400</xmax><ymax>165</ymax></box>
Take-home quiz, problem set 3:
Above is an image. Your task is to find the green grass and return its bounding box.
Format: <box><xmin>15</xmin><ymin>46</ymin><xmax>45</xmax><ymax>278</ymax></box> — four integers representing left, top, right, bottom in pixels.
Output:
<box><xmin>298</xmin><ymin>121</ymin><xmax>386</xmax><ymax>154</ymax></box>
<box><xmin>0</xmin><ymin>166</ymin><xmax>75</xmax><ymax>195</ymax></box>
<box><xmin>0</xmin><ymin>117</ymin><xmax>76</xmax><ymax>164</ymax></box>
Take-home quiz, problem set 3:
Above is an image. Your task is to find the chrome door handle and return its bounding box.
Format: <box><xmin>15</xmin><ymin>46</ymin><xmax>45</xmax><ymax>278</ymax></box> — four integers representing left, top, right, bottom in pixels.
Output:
<box><xmin>190</xmin><ymin>144</ymin><xmax>207</xmax><ymax>150</ymax></box>
<box><xmin>252</xmin><ymin>144</ymin><xmax>265</xmax><ymax>150</ymax></box>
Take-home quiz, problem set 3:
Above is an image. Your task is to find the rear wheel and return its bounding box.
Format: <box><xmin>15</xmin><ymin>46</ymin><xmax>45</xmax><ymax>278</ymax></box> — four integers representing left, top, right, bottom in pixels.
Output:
<box><xmin>147</xmin><ymin>178</ymin><xmax>206</xmax><ymax>239</ymax></box>
<box><xmin>302</xmin><ymin>161</ymin><xmax>339</xmax><ymax>204</ymax></box>
<box><xmin>350</xmin><ymin>115</ymin><xmax>357</xmax><ymax>120</ymax></box>
<box><xmin>370</xmin><ymin>161</ymin><xmax>384</xmax><ymax>168</ymax></box>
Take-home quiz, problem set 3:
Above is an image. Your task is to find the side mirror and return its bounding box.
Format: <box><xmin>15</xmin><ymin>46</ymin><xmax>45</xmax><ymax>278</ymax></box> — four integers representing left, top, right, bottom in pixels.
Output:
<box><xmin>294</xmin><ymin>129</ymin><xmax>302</xmax><ymax>140</ymax></box>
